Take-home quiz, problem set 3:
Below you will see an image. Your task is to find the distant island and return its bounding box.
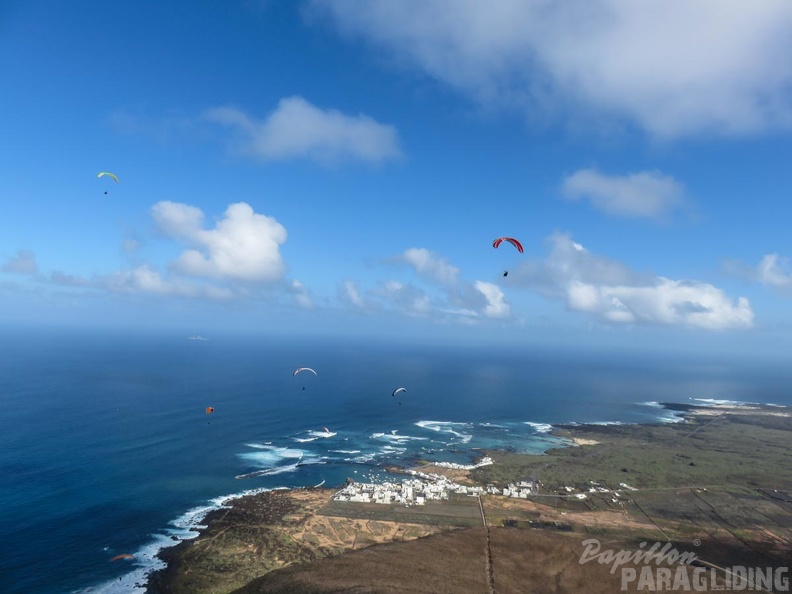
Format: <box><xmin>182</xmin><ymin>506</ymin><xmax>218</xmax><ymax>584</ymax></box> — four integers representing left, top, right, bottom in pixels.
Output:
<box><xmin>146</xmin><ymin>402</ymin><xmax>792</xmax><ymax>594</ymax></box>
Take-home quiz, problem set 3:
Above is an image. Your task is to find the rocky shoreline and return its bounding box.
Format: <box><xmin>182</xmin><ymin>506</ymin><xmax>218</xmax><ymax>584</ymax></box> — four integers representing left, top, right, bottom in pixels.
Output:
<box><xmin>146</xmin><ymin>402</ymin><xmax>792</xmax><ymax>593</ymax></box>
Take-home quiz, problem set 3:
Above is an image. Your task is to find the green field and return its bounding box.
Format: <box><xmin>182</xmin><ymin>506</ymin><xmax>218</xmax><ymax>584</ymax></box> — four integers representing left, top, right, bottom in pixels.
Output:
<box><xmin>472</xmin><ymin>406</ymin><xmax>792</xmax><ymax>492</ymax></box>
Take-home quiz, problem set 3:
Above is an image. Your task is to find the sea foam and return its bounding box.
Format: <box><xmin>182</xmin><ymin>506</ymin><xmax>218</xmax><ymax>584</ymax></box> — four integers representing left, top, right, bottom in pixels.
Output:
<box><xmin>524</xmin><ymin>421</ymin><xmax>553</xmax><ymax>433</ymax></box>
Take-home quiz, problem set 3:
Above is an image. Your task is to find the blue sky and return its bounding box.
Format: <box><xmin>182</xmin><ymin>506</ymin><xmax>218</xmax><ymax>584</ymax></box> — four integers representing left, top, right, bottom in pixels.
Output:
<box><xmin>3</xmin><ymin>1</ymin><xmax>792</xmax><ymax>355</ymax></box>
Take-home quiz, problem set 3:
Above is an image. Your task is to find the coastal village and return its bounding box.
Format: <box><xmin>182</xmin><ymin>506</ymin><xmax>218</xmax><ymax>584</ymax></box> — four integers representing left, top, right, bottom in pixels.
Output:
<box><xmin>331</xmin><ymin>455</ymin><xmax>640</xmax><ymax>506</ymax></box>
<box><xmin>333</xmin><ymin>467</ymin><xmax>487</xmax><ymax>506</ymax></box>
<box><xmin>145</xmin><ymin>403</ymin><xmax>792</xmax><ymax>594</ymax></box>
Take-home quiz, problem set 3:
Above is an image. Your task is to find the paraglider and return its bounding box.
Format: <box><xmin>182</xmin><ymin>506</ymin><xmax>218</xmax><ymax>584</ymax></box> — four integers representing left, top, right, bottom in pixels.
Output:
<box><xmin>98</xmin><ymin>172</ymin><xmax>119</xmax><ymax>195</ymax></box>
<box><xmin>392</xmin><ymin>387</ymin><xmax>406</xmax><ymax>405</ymax></box>
<box><xmin>294</xmin><ymin>367</ymin><xmax>317</xmax><ymax>390</ymax></box>
<box><xmin>98</xmin><ymin>172</ymin><xmax>119</xmax><ymax>183</ymax></box>
<box><xmin>492</xmin><ymin>237</ymin><xmax>523</xmax><ymax>253</ymax></box>
<box><xmin>493</xmin><ymin>237</ymin><xmax>523</xmax><ymax>277</ymax></box>
<box><xmin>206</xmin><ymin>407</ymin><xmax>214</xmax><ymax>414</ymax></box>
<box><xmin>110</xmin><ymin>554</ymin><xmax>134</xmax><ymax>562</ymax></box>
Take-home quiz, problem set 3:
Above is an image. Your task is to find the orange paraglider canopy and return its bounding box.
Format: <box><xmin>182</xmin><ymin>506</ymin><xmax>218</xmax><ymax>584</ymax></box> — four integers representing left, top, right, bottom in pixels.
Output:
<box><xmin>111</xmin><ymin>554</ymin><xmax>135</xmax><ymax>562</ymax></box>
<box><xmin>206</xmin><ymin>407</ymin><xmax>214</xmax><ymax>414</ymax></box>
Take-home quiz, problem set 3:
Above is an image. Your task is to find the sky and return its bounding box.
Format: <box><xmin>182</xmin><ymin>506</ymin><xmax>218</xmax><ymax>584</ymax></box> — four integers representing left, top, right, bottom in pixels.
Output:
<box><xmin>2</xmin><ymin>0</ymin><xmax>792</xmax><ymax>357</ymax></box>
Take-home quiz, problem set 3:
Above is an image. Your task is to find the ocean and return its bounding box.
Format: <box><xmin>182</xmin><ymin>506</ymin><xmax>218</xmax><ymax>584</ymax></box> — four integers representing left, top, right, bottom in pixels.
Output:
<box><xmin>1</xmin><ymin>328</ymin><xmax>791</xmax><ymax>594</ymax></box>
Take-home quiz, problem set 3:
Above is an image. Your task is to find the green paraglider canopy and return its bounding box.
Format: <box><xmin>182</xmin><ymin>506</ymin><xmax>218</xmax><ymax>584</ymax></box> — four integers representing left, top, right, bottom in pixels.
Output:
<box><xmin>97</xmin><ymin>172</ymin><xmax>119</xmax><ymax>183</ymax></box>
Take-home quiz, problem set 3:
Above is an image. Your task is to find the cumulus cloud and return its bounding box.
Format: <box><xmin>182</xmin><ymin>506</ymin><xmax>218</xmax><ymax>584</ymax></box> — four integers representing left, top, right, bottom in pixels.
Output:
<box><xmin>398</xmin><ymin>248</ymin><xmax>460</xmax><ymax>285</ymax></box>
<box><xmin>757</xmin><ymin>253</ymin><xmax>792</xmax><ymax>287</ymax></box>
<box><xmin>44</xmin><ymin>201</ymin><xmax>295</xmax><ymax>303</ymax></box>
<box><xmin>204</xmin><ymin>96</ymin><xmax>402</xmax><ymax>165</ymax></box>
<box><xmin>373</xmin><ymin>280</ymin><xmax>432</xmax><ymax>316</ymax></box>
<box><xmin>723</xmin><ymin>253</ymin><xmax>792</xmax><ymax>290</ymax></box>
<box><xmin>291</xmin><ymin>280</ymin><xmax>314</xmax><ymax>309</ymax></box>
<box><xmin>101</xmin><ymin>265</ymin><xmax>233</xmax><ymax>299</ymax></box>
<box><xmin>309</xmin><ymin>0</ymin><xmax>792</xmax><ymax>138</ymax></box>
<box><xmin>151</xmin><ymin>201</ymin><xmax>287</xmax><ymax>282</ymax></box>
<box><xmin>50</xmin><ymin>271</ymin><xmax>93</xmax><ymax>288</ymax></box>
<box><xmin>339</xmin><ymin>280</ymin><xmax>369</xmax><ymax>309</ymax></box>
<box><xmin>341</xmin><ymin>247</ymin><xmax>511</xmax><ymax>321</ymax></box>
<box><xmin>2</xmin><ymin>249</ymin><xmax>37</xmax><ymax>275</ymax></box>
<box><xmin>561</xmin><ymin>168</ymin><xmax>685</xmax><ymax>220</ymax></box>
<box><xmin>474</xmin><ymin>281</ymin><xmax>510</xmax><ymax>319</ymax></box>
<box><xmin>513</xmin><ymin>233</ymin><xmax>753</xmax><ymax>329</ymax></box>
<box><xmin>107</xmin><ymin>109</ymin><xmax>201</xmax><ymax>145</ymax></box>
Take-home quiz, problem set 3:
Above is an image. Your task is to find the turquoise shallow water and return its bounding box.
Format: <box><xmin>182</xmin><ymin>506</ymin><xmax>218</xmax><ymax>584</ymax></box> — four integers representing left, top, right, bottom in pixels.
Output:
<box><xmin>1</xmin><ymin>328</ymin><xmax>790</xmax><ymax>593</ymax></box>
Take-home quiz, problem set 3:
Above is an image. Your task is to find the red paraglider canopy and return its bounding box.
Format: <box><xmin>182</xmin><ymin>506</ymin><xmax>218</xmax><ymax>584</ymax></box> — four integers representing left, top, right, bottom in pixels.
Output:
<box><xmin>492</xmin><ymin>237</ymin><xmax>524</xmax><ymax>253</ymax></box>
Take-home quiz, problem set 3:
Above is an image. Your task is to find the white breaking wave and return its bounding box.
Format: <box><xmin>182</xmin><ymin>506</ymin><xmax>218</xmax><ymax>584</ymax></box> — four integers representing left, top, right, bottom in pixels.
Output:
<box><xmin>236</xmin><ymin>462</ymin><xmax>301</xmax><ymax>480</ymax></box>
<box><xmin>236</xmin><ymin>444</ymin><xmax>323</xmax><ymax>480</ymax></box>
<box><xmin>382</xmin><ymin>445</ymin><xmax>407</xmax><ymax>454</ymax></box>
<box><xmin>524</xmin><ymin>421</ymin><xmax>553</xmax><ymax>433</ymax></box>
<box><xmin>83</xmin><ymin>487</ymin><xmax>280</xmax><ymax>593</ymax></box>
<box><xmin>238</xmin><ymin>445</ymin><xmax>306</xmax><ymax>466</ymax></box>
<box><xmin>294</xmin><ymin>430</ymin><xmax>338</xmax><ymax>442</ymax></box>
<box><xmin>309</xmin><ymin>430</ymin><xmax>337</xmax><ymax>438</ymax></box>
<box><xmin>370</xmin><ymin>432</ymin><xmax>427</xmax><ymax>442</ymax></box>
<box><xmin>433</xmin><ymin>456</ymin><xmax>493</xmax><ymax>470</ymax></box>
<box><xmin>639</xmin><ymin>401</ymin><xmax>686</xmax><ymax>424</ymax></box>
<box><xmin>694</xmin><ymin>398</ymin><xmax>746</xmax><ymax>406</ymax></box>
<box><xmin>414</xmin><ymin>420</ymin><xmax>473</xmax><ymax>443</ymax></box>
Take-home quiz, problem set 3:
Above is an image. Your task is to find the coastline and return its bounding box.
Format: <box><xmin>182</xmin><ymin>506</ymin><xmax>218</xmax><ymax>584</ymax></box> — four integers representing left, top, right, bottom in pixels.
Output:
<box><xmin>140</xmin><ymin>400</ymin><xmax>792</xmax><ymax>593</ymax></box>
<box><xmin>144</xmin><ymin>486</ymin><xmax>455</xmax><ymax>594</ymax></box>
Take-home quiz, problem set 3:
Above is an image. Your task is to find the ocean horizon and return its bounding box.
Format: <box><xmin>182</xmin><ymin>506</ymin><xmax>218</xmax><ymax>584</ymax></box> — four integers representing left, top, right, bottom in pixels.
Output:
<box><xmin>2</xmin><ymin>328</ymin><xmax>791</xmax><ymax>594</ymax></box>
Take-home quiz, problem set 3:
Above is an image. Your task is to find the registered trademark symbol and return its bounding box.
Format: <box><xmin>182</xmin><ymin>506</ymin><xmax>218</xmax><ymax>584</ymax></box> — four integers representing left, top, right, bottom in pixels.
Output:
<box><xmin>693</xmin><ymin>539</ymin><xmax>701</xmax><ymax>546</ymax></box>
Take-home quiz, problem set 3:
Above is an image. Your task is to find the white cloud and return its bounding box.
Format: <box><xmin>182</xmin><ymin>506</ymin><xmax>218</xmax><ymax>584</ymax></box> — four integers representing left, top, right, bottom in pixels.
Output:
<box><xmin>102</xmin><ymin>265</ymin><xmax>233</xmax><ymax>300</ymax></box>
<box><xmin>121</xmin><ymin>239</ymin><xmax>140</xmax><ymax>254</ymax></box>
<box><xmin>291</xmin><ymin>280</ymin><xmax>314</xmax><ymax>309</ymax></box>
<box><xmin>514</xmin><ymin>233</ymin><xmax>753</xmax><ymax>329</ymax></box>
<box><xmin>399</xmin><ymin>248</ymin><xmax>460</xmax><ymax>285</ymax></box>
<box><xmin>342</xmin><ymin>247</ymin><xmax>510</xmax><ymax>322</ymax></box>
<box><xmin>561</xmin><ymin>168</ymin><xmax>685</xmax><ymax>220</ymax></box>
<box><xmin>2</xmin><ymin>249</ymin><xmax>37</xmax><ymax>275</ymax></box>
<box><xmin>309</xmin><ymin>0</ymin><xmax>792</xmax><ymax>138</ymax></box>
<box><xmin>374</xmin><ymin>280</ymin><xmax>432</xmax><ymax>315</ymax></box>
<box><xmin>151</xmin><ymin>201</ymin><xmax>287</xmax><ymax>282</ymax></box>
<box><xmin>340</xmin><ymin>280</ymin><xmax>367</xmax><ymax>308</ymax></box>
<box><xmin>50</xmin><ymin>271</ymin><xmax>93</xmax><ymax>288</ymax></box>
<box><xmin>39</xmin><ymin>202</ymin><xmax>300</xmax><ymax>305</ymax></box>
<box><xmin>474</xmin><ymin>281</ymin><xmax>510</xmax><ymax>318</ymax></box>
<box><xmin>757</xmin><ymin>253</ymin><xmax>792</xmax><ymax>287</ymax></box>
<box><xmin>107</xmin><ymin>109</ymin><xmax>201</xmax><ymax>145</ymax></box>
<box><xmin>204</xmin><ymin>96</ymin><xmax>402</xmax><ymax>165</ymax></box>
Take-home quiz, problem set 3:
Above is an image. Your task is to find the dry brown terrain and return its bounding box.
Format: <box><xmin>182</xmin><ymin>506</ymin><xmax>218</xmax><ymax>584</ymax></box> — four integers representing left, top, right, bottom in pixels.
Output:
<box><xmin>149</xmin><ymin>405</ymin><xmax>792</xmax><ymax>594</ymax></box>
<box><xmin>232</xmin><ymin>527</ymin><xmax>749</xmax><ymax>594</ymax></box>
<box><xmin>146</xmin><ymin>488</ymin><xmax>454</xmax><ymax>594</ymax></box>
